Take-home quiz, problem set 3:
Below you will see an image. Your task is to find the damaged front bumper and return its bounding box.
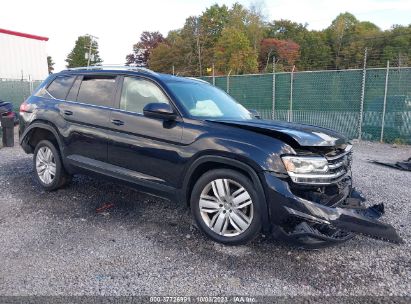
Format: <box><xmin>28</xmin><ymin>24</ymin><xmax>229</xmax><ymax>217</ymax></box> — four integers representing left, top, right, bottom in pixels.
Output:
<box><xmin>262</xmin><ymin>172</ymin><xmax>404</xmax><ymax>248</ymax></box>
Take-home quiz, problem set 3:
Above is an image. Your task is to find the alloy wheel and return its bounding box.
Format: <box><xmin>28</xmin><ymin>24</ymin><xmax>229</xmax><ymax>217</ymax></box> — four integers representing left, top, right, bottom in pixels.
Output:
<box><xmin>199</xmin><ymin>178</ymin><xmax>254</xmax><ymax>237</ymax></box>
<box><xmin>35</xmin><ymin>146</ymin><xmax>56</xmax><ymax>185</ymax></box>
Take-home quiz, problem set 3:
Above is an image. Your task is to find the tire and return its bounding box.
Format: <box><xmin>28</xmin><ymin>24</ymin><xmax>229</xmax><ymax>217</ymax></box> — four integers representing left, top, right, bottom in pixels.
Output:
<box><xmin>190</xmin><ymin>169</ymin><xmax>262</xmax><ymax>245</ymax></box>
<box><xmin>33</xmin><ymin>140</ymin><xmax>71</xmax><ymax>191</ymax></box>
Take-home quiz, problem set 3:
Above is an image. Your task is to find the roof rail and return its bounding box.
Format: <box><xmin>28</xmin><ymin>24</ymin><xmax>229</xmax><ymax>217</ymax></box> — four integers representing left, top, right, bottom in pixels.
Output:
<box><xmin>185</xmin><ymin>77</ymin><xmax>211</xmax><ymax>84</ymax></box>
<box><xmin>66</xmin><ymin>65</ymin><xmax>157</xmax><ymax>75</ymax></box>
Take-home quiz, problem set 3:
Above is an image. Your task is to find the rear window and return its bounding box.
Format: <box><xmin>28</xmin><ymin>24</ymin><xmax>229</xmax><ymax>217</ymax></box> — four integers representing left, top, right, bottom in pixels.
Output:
<box><xmin>77</xmin><ymin>76</ymin><xmax>116</xmax><ymax>107</ymax></box>
<box><xmin>46</xmin><ymin>76</ymin><xmax>76</xmax><ymax>100</ymax></box>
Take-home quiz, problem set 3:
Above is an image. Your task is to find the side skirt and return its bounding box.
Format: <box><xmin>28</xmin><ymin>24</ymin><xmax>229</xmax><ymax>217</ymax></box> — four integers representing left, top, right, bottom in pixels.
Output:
<box><xmin>66</xmin><ymin>155</ymin><xmax>179</xmax><ymax>201</ymax></box>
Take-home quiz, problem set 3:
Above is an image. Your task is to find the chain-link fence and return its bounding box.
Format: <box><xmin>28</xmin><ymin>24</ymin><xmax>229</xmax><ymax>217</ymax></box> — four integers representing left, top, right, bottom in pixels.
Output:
<box><xmin>0</xmin><ymin>79</ymin><xmax>42</xmax><ymax>111</ymax></box>
<box><xmin>0</xmin><ymin>68</ymin><xmax>410</xmax><ymax>144</ymax></box>
<box><xmin>201</xmin><ymin>67</ymin><xmax>411</xmax><ymax>144</ymax></box>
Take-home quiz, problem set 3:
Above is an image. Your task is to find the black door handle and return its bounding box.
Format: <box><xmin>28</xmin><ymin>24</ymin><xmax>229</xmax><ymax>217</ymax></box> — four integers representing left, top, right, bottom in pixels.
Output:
<box><xmin>111</xmin><ymin>119</ymin><xmax>124</xmax><ymax>126</ymax></box>
<box><xmin>63</xmin><ymin>110</ymin><xmax>73</xmax><ymax>116</ymax></box>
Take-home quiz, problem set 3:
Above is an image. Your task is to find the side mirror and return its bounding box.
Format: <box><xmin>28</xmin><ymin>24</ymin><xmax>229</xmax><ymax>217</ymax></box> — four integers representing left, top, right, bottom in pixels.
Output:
<box><xmin>248</xmin><ymin>109</ymin><xmax>261</xmax><ymax>119</ymax></box>
<box><xmin>143</xmin><ymin>103</ymin><xmax>177</xmax><ymax>121</ymax></box>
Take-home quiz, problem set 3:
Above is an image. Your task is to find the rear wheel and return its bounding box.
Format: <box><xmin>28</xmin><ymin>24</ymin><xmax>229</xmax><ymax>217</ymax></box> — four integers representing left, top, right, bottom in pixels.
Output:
<box><xmin>191</xmin><ymin>169</ymin><xmax>262</xmax><ymax>245</ymax></box>
<box><xmin>33</xmin><ymin>140</ymin><xmax>71</xmax><ymax>191</ymax></box>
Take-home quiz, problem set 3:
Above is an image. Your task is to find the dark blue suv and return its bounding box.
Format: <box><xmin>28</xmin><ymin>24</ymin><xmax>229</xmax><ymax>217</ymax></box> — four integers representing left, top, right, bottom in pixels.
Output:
<box><xmin>19</xmin><ymin>66</ymin><xmax>402</xmax><ymax>247</ymax></box>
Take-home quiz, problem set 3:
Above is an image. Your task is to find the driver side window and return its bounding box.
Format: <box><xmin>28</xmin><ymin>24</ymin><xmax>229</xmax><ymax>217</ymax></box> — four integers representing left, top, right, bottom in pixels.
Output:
<box><xmin>120</xmin><ymin>77</ymin><xmax>169</xmax><ymax>113</ymax></box>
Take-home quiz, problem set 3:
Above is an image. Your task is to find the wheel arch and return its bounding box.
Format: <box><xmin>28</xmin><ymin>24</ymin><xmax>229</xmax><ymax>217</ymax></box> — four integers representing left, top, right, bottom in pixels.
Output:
<box><xmin>20</xmin><ymin>121</ymin><xmax>63</xmax><ymax>155</ymax></box>
<box><xmin>182</xmin><ymin>155</ymin><xmax>270</xmax><ymax>231</ymax></box>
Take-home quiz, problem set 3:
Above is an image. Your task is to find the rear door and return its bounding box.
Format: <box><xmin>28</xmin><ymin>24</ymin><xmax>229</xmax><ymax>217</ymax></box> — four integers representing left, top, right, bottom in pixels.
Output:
<box><xmin>59</xmin><ymin>74</ymin><xmax>119</xmax><ymax>162</ymax></box>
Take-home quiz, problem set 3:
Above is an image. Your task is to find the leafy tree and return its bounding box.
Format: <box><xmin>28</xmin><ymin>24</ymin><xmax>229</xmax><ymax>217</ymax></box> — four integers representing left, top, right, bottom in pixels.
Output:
<box><xmin>132</xmin><ymin>4</ymin><xmax>411</xmax><ymax>74</ymax></box>
<box><xmin>381</xmin><ymin>25</ymin><xmax>411</xmax><ymax>66</ymax></box>
<box><xmin>267</xmin><ymin>20</ymin><xmax>331</xmax><ymax>70</ymax></box>
<box><xmin>245</xmin><ymin>2</ymin><xmax>266</xmax><ymax>52</ymax></box>
<box><xmin>326</xmin><ymin>12</ymin><xmax>359</xmax><ymax>68</ymax></box>
<box><xmin>340</xmin><ymin>21</ymin><xmax>380</xmax><ymax>68</ymax></box>
<box><xmin>214</xmin><ymin>27</ymin><xmax>258</xmax><ymax>74</ymax></box>
<box><xmin>260</xmin><ymin>38</ymin><xmax>300</xmax><ymax>71</ymax></box>
<box><xmin>149</xmin><ymin>30</ymin><xmax>198</xmax><ymax>76</ymax></box>
<box><xmin>47</xmin><ymin>56</ymin><xmax>55</xmax><ymax>74</ymax></box>
<box><xmin>149</xmin><ymin>43</ymin><xmax>174</xmax><ymax>73</ymax></box>
<box><xmin>125</xmin><ymin>31</ymin><xmax>165</xmax><ymax>66</ymax></box>
<box><xmin>65</xmin><ymin>36</ymin><xmax>102</xmax><ymax>68</ymax></box>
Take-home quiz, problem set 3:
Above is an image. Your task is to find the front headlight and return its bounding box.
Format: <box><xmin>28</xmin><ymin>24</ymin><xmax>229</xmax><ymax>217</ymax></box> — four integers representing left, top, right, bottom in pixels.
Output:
<box><xmin>281</xmin><ymin>156</ymin><xmax>329</xmax><ymax>174</ymax></box>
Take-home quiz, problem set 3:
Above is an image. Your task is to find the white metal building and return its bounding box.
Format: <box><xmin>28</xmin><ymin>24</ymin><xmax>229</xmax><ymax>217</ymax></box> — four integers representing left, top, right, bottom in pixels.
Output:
<box><xmin>0</xmin><ymin>28</ymin><xmax>49</xmax><ymax>80</ymax></box>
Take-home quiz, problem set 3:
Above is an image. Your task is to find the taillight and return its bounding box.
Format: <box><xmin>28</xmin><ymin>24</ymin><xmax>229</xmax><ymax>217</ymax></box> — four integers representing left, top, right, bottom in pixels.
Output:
<box><xmin>20</xmin><ymin>101</ymin><xmax>30</xmax><ymax>113</ymax></box>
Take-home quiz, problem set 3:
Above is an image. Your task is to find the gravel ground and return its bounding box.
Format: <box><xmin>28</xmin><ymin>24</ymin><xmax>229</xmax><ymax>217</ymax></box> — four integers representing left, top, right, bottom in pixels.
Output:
<box><xmin>0</xmin><ymin>131</ymin><xmax>410</xmax><ymax>297</ymax></box>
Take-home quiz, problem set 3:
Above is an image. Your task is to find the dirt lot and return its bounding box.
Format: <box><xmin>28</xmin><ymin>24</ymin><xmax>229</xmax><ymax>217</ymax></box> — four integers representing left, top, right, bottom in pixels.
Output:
<box><xmin>0</xmin><ymin>131</ymin><xmax>410</xmax><ymax>297</ymax></box>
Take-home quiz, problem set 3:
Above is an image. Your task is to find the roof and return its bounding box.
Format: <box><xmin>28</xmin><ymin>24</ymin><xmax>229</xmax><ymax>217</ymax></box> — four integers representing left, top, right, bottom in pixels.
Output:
<box><xmin>0</xmin><ymin>28</ymin><xmax>49</xmax><ymax>41</ymax></box>
<box><xmin>59</xmin><ymin>66</ymin><xmax>208</xmax><ymax>85</ymax></box>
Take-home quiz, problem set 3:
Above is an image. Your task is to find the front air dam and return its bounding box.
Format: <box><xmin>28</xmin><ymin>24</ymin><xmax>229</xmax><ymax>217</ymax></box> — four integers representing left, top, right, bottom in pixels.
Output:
<box><xmin>279</xmin><ymin>196</ymin><xmax>404</xmax><ymax>248</ymax></box>
<box><xmin>264</xmin><ymin>173</ymin><xmax>404</xmax><ymax>248</ymax></box>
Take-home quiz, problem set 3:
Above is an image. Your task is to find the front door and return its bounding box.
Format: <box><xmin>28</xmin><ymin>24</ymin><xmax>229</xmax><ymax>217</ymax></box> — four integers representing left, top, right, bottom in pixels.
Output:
<box><xmin>107</xmin><ymin>76</ymin><xmax>183</xmax><ymax>190</ymax></box>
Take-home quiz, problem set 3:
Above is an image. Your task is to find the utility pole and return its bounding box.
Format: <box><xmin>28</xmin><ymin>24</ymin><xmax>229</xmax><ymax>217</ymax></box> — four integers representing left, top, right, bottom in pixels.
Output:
<box><xmin>86</xmin><ymin>34</ymin><xmax>99</xmax><ymax>67</ymax></box>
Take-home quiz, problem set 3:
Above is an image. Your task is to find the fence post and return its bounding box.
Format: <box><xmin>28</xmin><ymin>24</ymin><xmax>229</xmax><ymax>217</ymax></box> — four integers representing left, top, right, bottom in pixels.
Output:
<box><xmin>212</xmin><ymin>63</ymin><xmax>215</xmax><ymax>86</ymax></box>
<box><xmin>29</xmin><ymin>75</ymin><xmax>34</xmax><ymax>94</ymax></box>
<box><xmin>227</xmin><ymin>70</ymin><xmax>231</xmax><ymax>94</ymax></box>
<box><xmin>271</xmin><ymin>57</ymin><xmax>276</xmax><ymax>120</ymax></box>
<box><xmin>289</xmin><ymin>65</ymin><xmax>295</xmax><ymax>122</ymax></box>
<box><xmin>358</xmin><ymin>48</ymin><xmax>368</xmax><ymax>140</ymax></box>
<box><xmin>380</xmin><ymin>60</ymin><xmax>390</xmax><ymax>142</ymax></box>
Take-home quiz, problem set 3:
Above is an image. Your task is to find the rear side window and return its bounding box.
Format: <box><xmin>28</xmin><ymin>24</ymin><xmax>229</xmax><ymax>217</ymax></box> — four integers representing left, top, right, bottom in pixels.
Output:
<box><xmin>77</xmin><ymin>76</ymin><xmax>116</xmax><ymax>107</ymax></box>
<box><xmin>45</xmin><ymin>76</ymin><xmax>76</xmax><ymax>100</ymax></box>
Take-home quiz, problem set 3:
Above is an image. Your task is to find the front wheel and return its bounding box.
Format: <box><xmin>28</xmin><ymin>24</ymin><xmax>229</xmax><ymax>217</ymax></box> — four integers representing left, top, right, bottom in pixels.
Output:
<box><xmin>190</xmin><ymin>169</ymin><xmax>262</xmax><ymax>245</ymax></box>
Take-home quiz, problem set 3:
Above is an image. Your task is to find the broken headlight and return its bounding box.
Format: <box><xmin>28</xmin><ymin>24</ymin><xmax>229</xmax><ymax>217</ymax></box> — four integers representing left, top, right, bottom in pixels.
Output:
<box><xmin>281</xmin><ymin>155</ymin><xmax>346</xmax><ymax>184</ymax></box>
<box><xmin>282</xmin><ymin>156</ymin><xmax>329</xmax><ymax>174</ymax></box>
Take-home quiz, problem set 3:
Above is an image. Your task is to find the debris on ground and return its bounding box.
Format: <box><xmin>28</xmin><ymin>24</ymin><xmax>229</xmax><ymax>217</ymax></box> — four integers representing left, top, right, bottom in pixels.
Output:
<box><xmin>96</xmin><ymin>203</ymin><xmax>115</xmax><ymax>213</ymax></box>
<box><xmin>369</xmin><ymin>157</ymin><xmax>411</xmax><ymax>171</ymax></box>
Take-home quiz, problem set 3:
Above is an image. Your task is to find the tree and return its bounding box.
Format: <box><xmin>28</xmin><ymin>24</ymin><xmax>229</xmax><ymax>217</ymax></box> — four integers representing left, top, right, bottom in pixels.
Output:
<box><xmin>47</xmin><ymin>56</ymin><xmax>55</xmax><ymax>74</ymax></box>
<box><xmin>65</xmin><ymin>35</ymin><xmax>102</xmax><ymax>68</ymax></box>
<box><xmin>245</xmin><ymin>2</ymin><xmax>266</xmax><ymax>52</ymax></box>
<box><xmin>125</xmin><ymin>31</ymin><xmax>165</xmax><ymax>66</ymax></box>
<box><xmin>326</xmin><ymin>13</ymin><xmax>359</xmax><ymax>68</ymax></box>
<box><xmin>381</xmin><ymin>25</ymin><xmax>411</xmax><ymax>67</ymax></box>
<box><xmin>339</xmin><ymin>21</ymin><xmax>381</xmax><ymax>68</ymax></box>
<box><xmin>260</xmin><ymin>38</ymin><xmax>300</xmax><ymax>71</ymax></box>
<box><xmin>266</xmin><ymin>20</ymin><xmax>331</xmax><ymax>70</ymax></box>
<box><xmin>139</xmin><ymin>6</ymin><xmax>411</xmax><ymax>74</ymax></box>
<box><xmin>214</xmin><ymin>27</ymin><xmax>258</xmax><ymax>74</ymax></box>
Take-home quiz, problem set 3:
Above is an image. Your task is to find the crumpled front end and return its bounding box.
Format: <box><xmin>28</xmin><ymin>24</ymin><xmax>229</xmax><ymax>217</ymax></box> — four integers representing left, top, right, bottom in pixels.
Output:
<box><xmin>263</xmin><ymin>145</ymin><xmax>403</xmax><ymax>249</ymax></box>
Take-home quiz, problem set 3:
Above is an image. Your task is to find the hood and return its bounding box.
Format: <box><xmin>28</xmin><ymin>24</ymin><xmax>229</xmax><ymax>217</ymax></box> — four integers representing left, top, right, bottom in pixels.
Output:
<box><xmin>211</xmin><ymin>119</ymin><xmax>348</xmax><ymax>147</ymax></box>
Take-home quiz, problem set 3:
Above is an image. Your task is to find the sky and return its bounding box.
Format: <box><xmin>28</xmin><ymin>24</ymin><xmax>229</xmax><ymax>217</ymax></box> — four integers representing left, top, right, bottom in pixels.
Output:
<box><xmin>1</xmin><ymin>0</ymin><xmax>410</xmax><ymax>71</ymax></box>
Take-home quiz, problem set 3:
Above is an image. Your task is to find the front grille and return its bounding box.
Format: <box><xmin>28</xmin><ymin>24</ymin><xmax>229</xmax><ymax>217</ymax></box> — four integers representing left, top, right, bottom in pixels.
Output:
<box><xmin>326</xmin><ymin>145</ymin><xmax>353</xmax><ymax>177</ymax></box>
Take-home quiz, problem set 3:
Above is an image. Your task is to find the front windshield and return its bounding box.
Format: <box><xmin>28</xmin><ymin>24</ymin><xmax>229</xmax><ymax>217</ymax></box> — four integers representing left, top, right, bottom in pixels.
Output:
<box><xmin>167</xmin><ymin>81</ymin><xmax>252</xmax><ymax>120</ymax></box>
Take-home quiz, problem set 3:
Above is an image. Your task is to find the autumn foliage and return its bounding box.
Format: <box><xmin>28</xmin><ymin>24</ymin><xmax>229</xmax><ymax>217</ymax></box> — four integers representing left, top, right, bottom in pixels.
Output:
<box><xmin>260</xmin><ymin>38</ymin><xmax>300</xmax><ymax>70</ymax></box>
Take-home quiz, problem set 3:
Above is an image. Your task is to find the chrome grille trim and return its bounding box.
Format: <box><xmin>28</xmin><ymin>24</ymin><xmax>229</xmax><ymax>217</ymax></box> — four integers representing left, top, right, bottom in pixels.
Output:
<box><xmin>326</xmin><ymin>144</ymin><xmax>353</xmax><ymax>161</ymax></box>
<box><xmin>290</xmin><ymin>144</ymin><xmax>353</xmax><ymax>185</ymax></box>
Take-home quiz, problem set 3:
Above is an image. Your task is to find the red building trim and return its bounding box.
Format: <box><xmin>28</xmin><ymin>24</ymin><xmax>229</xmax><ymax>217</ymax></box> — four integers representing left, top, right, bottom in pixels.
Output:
<box><xmin>0</xmin><ymin>28</ymin><xmax>49</xmax><ymax>41</ymax></box>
